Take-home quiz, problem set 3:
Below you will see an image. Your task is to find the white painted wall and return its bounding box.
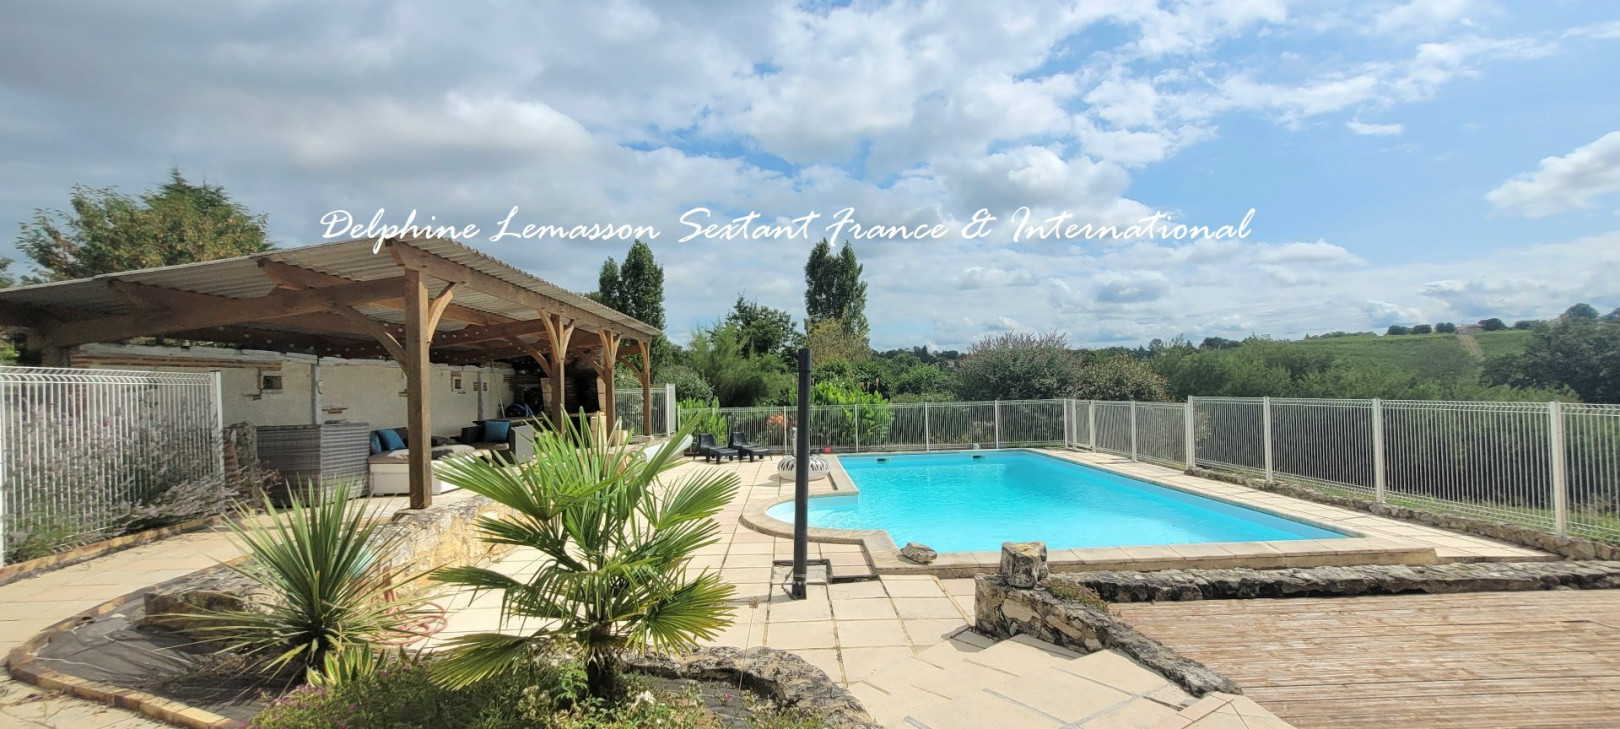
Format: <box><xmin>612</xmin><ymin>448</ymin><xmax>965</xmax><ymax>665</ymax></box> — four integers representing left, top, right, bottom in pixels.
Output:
<box><xmin>73</xmin><ymin>344</ymin><xmax>514</xmax><ymax>437</ymax></box>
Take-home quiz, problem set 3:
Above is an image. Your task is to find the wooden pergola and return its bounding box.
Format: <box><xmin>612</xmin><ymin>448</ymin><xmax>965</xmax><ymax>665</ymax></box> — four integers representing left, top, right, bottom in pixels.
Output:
<box><xmin>0</xmin><ymin>235</ymin><xmax>661</xmax><ymax>509</ymax></box>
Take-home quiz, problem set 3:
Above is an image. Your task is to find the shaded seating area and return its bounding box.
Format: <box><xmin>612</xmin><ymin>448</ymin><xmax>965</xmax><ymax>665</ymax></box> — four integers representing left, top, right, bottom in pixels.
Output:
<box><xmin>0</xmin><ymin>235</ymin><xmax>662</xmax><ymax>510</ymax></box>
<box><xmin>695</xmin><ymin>433</ymin><xmax>738</xmax><ymax>463</ymax></box>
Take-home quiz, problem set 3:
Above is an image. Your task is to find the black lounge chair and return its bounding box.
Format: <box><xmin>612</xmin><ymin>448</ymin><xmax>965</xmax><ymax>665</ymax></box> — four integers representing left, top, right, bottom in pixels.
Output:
<box><xmin>728</xmin><ymin>432</ymin><xmax>773</xmax><ymax>462</ymax></box>
<box><xmin>696</xmin><ymin>433</ymin><xmax>738</xmax><ymax>463</ymax></box>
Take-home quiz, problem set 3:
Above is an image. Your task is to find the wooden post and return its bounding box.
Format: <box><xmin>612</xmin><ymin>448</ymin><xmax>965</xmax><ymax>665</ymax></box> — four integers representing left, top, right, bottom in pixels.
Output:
<box><xmin>638</xmin><ymin>338</ymin><xmax>652</xmax><ymax>437</ymax></box>
<box><xmin>540</xmin><ymin>313</ymin><xmax>574</xmax><ymax>431</ymax></box>
<box><xmin>593</xmin><ymin>331</ymin><xmax>622</xmax><ymax>440</ymax></box>
<box><xmin>402</xmin><ymin>268</ymin><xmax>433</xmax><ymax>510</ymax></box>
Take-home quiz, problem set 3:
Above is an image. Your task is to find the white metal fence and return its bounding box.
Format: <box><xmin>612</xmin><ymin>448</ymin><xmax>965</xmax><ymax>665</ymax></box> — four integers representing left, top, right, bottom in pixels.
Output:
<box><xmin>614</xmin><ymin>383</ymin><xmax>675</xmax><ymax>436</ymax></box>
<box><xmin>678</xmin><ymin>395</ymin><xmax>1620</xmax><ymax>541</ymax></box>
<box><xmin>0</xmin><ymin>366</ymin><xmax>224</xmax><ymax>564</ymax></box>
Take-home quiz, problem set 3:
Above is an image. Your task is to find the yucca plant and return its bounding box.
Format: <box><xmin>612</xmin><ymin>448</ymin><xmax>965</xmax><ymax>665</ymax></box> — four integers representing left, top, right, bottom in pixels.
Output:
<box><xmin>187</xmin><ymin>486</ymin><xmax>433</xmax><ymax>678</ymax></box>
<box><xmin>430</xmin><ymin>417</ymin><xmax>739</xmax><ymax>697</ymax></box>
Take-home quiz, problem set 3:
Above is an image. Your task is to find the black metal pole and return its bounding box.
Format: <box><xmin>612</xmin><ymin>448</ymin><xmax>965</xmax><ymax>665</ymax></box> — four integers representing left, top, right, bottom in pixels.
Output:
<box><xmin>792</xmin><ymin>347</ymin><xmax>811</xmax><ymax>599</ymax></box>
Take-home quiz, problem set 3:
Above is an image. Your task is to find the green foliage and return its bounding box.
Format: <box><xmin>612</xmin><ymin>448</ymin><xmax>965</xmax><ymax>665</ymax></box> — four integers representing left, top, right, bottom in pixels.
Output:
<box><xmin>687</xmin><ymin>323</ymin><xmax>791</xmax><ymax>406</ymax></box>
<box><xmin>17</xmin><ymin>168</ymin><xmax>271</xmax><ymax>281</ymax></box>
<box><xmin>1410</xmin><ymin>324</ymin><xmax>1433</xmax><ymax>335</ymax></box>
<box><xmin>956</xmin><ymin>332</ymin><xmax>1083</xmax><ymax>401</ymax></box>
<box><xmin>1046</xmin><ymin>580</ymin><xmax>1108</xmax><ymax>611</ymax></box>
<box><xmin>430</xmin><ymin>419</ymin><xmax>738</xmax><ymax>696</ymax></box>
<box><xmin>658</xmin><ymin>364</ymin><xmax>714</xmax><ymax>402</ymax></box>
<box><xmin>677</xmin><ymin>398</ymin><xmax>727</xmax><ymax>439</ymax></box>
<box><xmin>0</xmin><ymin>257</ymin><xmax>14</xmax><ymax>288</ymax></box>
<box><xmin>1479</xmin><ymin>318</ymin><xmax>1507</xmax><ymax>331</ymax></box>
<box><xmin>186</xmin><ymin>488</ymin><xmax>433</xmax><ymax>676</ymax></box>
<box><xmin>803</xmin><ymin>318</ymin><xmax>870</xmax><ymax>367</ymax></box>
<box><xmin>803</xmin><ymin>239</ymin><xmax>867</xmax><ymax>334</ymax></box>
<box><xmin>1564</xmin><ymin>303</ymin><xmax>1600</xmax><ymax>321</ymax></box>
<box><xmin>1435</xmin><ymin>322</ymin><xmax>1457</xmax><ymax>333</ymax></box>
<box><xmin>892</xmin><ymin>361</ymin><xmax>956</xmax><ymax>399</ymax></box>
<box><xmin>725</xmin><ymin>296</ymin><xmax>797</xmax><ymax>363</ymax></box>
<box><xmin>1386</xmin><ymin>325</ymin><xmax>1410</xmax><ymax>335</ymax></box>
<box><xmin>250</xmin><ymin>655</ymin><xmax>819</xmax><ymax>729</ymax></box>
<box><xmin>1075</xmin><ymin>354</ymin><xmax>1170</xmax><ymax>401</ymax></box>
<box><xmin>1485</xmin><ymin>315</ymin><xmax>1620</xmax><ymax>402</ymax></box>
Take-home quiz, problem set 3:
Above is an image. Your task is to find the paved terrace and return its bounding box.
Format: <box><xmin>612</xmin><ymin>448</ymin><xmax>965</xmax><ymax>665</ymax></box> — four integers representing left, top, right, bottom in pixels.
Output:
<box><xmin>0</xmin><ymin>448</ymin><xmax>1570</xmax><ymax>728</ymax></box>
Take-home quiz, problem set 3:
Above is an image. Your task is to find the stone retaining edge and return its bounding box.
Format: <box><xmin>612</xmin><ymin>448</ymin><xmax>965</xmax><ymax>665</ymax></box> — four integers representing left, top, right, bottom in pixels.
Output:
<box><xmin>0</xmin><ymin>516</ymin><xmax>224</xmax><ymax>588</ymax></box>
<box><xmin>6</xmin><ymin>568</ymin><xmax>244</xmax><ymax>729</ymax></box>
<box><xmin>626</xmin><ymin>646</ymin><xmax>880</xmax><ymax>729</ymax></box>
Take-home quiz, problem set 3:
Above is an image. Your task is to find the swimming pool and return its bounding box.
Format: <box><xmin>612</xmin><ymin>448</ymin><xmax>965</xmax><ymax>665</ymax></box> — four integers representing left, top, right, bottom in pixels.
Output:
<box><xmin>765</xmin><ymin>450</ymin><xmax>1346</xmax><ymax>552</ymax></box>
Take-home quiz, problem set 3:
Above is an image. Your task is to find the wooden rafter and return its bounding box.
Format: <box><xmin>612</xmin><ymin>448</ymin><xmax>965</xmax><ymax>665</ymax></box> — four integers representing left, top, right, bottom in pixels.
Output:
<box><xmin>259</xmin><ymin>260</ymin><xmax>507</xmax><ymax>327</ymax></box>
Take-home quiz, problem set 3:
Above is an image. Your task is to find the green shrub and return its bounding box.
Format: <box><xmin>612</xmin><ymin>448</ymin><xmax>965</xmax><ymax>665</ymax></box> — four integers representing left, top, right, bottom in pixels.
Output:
<box><xmin>185</xmin><ymin>487</ymin><xmax>434</xmax><ymax>677</ymax></box>
<box><xmin>431</xmin><ymin>419</ymin><xmax>738</xmax><ymax>696</ymax></box>
<box><xmin>1046</xmin><ymin>580</ymin><xmax>1108</xmax><ymax>611</ymax></box>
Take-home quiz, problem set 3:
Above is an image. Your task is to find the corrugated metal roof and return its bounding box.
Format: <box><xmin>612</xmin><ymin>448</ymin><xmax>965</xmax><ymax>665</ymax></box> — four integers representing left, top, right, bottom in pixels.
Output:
<box><xmin>0</xmin><ymin>237</ymin><xmax>660</xmax><ymax>342</ymax></box>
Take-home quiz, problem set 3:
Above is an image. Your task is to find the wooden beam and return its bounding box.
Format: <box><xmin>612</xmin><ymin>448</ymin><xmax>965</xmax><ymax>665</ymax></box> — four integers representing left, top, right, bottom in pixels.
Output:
<box><xmin>636</xmin><ymin>338</ymin><xmax>652</xmax><ymax>436</ymax></box>
<box><xmin>385</xmin><ymin>240</ymin><xmax>660</xmax><ymax>339</ymax></box>
<box><xmin>592</xmin><ymin>330</ymin><xmax>622</xmax><ymax>440</ymax></box>
<box><xmin>166</xmin><ymin>326</ymin><xmax>376</xmax><ymax>357</ymax></box>
<box><xmin>426</xmin><ymin>282</ymin><xmax>458</xmax><ymax>332</ymax></box>
<box><xmin>502</xmin><ymin>335</ymin><xmax>553</xmax><ymax>376</ymax></box>
<box><xmin>540</xmin><ymin>313</ymin><xmax>575</xmax><ymax>430</ymax></box>
<box><xmin>260</xmin><ymin>260</ymin><xmax>508</xmax><ymax>327</ymax></box>
<box><xmin>402</xmin><ymin>268</ymin><xmax>433</xmax><ymax>510</ymax></box>
<box><xmin>328</xmin><ymin>305</ymin><xmax>406</xmax><ymax>362</ymax></box>
<box><xmin>38</xmin><ymin>277</ymin><xmax>404</xmax><ymax>347</ymax></box>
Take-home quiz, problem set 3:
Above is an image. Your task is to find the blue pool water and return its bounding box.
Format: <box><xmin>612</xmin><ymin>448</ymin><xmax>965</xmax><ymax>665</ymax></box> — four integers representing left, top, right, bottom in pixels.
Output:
<box><xmin>766</xmin><ymin>451</ymin><xmax>1345</xmax><ymax>552</ymax></box>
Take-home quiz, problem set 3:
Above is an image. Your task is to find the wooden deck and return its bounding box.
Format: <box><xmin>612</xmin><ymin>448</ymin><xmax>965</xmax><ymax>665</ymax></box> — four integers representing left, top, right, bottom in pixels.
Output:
<box><xmin>1115</xmin><ymin>590</ymin><xmax>1620</xmax><ymax>729</ymax></box>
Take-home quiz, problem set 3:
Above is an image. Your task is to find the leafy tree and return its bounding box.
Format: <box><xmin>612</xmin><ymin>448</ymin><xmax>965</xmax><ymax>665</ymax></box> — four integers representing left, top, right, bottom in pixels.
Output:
<box><xmin>803</xmin><ymin>239</ymin><xmax>868</xmax><ymax>334</ymax></box>
<box><xmin>803</xmin><ymin>318</ymin><xmax>871</xmax><ymax>366</ymax></box>
<box><xmin>1386</xmin><ymin>325</ymin><xmax>1410</xmax><ymax>335</ymax></box>
<box><xmin>956</xmin><ymin>332</ymin><xmax>1084</xmax><ymax>401</ymax></box>
<box><xmin>0</xmin><ymin>258</ymin><xmax>14</xmax><ymax>289</ymax></box>
<box><xmin>432</xmin><ymin>419</ymin><xmax>738</xmax><ymax>696</ymax></box>
<box><xmin>1484</xmin><ymin>316</ymin><xmax>1620</xmax><ymax>402</ymax></box>
<box><xmin>655</xmin><ymin>363</ymin><xmax>714</xmax><ymax>402</ymax></box>
<box><xmin>1479</xmin><ymin>318</ymin><xmax>1507</xmax><ymax>331</ymax></box>
<box><xmin>1606</xmin><ymin>308</ymin><xmax>1620</xmax><ymax>323</ymax></box>
<box><xmin>1513</xmin><ymin>320</ymin><xmax>1540</xmax><ymax>330</ymax></box>
<box><xmin>1075</xmin><ymin>354</ymin><xmax>1171</xmax><ymax>401</ymax></box>
<box><xmin>1563</xmin><ymin>303</ymin><xmax>1600</xmax><ymax>321</ymax></box>
<box><xmin>1199</xmin><ymin>336</ymin><xmax>1241</xmax><ymax>350</ymax></box>
<box><xmin>592</xmin><ymin>258</ymin><xmax>621</xmax><ymax>308</ymax></box>
<box><xmin>686</xmin><ymin>323</ymin><xmax>791</xmax><ymax>406</ymax></box>
<box><xmin>17</xmin><ymin>168</ymin><xmax>271</xmax><ymax>281</ymax></box>
<box><xmin>1410</xmin><ymin>324</ymin><xmax>1433</xmax><ymax>335</ymax></box>
<box><xmin>723</xmin><ymin>296</ymin><xmax>796</xmax><ymax>362</ymax></box>
<box><xmin>1435</xmin><ymin>322</ymin><xmax>1457</xmax><ymax>333</ymax></box>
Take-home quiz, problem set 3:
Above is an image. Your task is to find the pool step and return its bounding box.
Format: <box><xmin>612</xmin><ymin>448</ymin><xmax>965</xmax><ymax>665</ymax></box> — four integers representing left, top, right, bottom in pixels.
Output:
<box><xmin>849</xmin><ymin>636</ymin><xmax>1223</xmax><ymax>729</ymax></box>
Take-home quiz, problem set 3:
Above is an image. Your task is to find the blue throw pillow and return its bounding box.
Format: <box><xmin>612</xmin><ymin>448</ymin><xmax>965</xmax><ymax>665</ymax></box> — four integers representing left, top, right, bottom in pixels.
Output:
<box><xmin>483</xmin><ymin>420</ymin><xmax>511</xmax><ymax>443</ymax></box>
<box><xmin>369</xmin><ymin>432</ymin><xmax>382</xmax><ymax>455</ymax></box>
<box><xmin>378</xmin><ymin>429</ymin><xmax>406</xmax><ymax>452</ymax></box>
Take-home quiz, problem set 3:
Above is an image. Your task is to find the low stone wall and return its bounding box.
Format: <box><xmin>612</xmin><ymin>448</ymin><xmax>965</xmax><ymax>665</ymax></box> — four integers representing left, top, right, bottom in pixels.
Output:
<box><xmin>1058</xmin><ymin>561</ymin><xmax>1620</xmax><ymax>603</ymax></box>
<box><xmin>973</xmin><ymin>543</ymin><xmax>1240</xmax><ymax>698</ymax></box>
<box><xmin>627</xmin><ymin>647</ymin><xmax>880</xmax><ymax>729</ymax></box>
<box><xmin>1188</xmin><ymin>466</ymin><xmax>1620</xmax><ymax>561</ymax></box>
<box><xmin>145</xmin><ymin>494</ymin><xmax>515</xmax><ymax>634</ymax></box>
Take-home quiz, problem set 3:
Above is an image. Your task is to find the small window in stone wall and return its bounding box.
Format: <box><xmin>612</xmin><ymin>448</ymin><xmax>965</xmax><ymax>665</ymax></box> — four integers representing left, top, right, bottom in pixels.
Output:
<box><xmin>261</xmin><ymin>374</ymin><xmax>284</xmax><ymax>392</ymax></box>
<box><xmin>451</xmin><ymin>373</ymin><xmax>465</xmax><ymax>392</ymax></box>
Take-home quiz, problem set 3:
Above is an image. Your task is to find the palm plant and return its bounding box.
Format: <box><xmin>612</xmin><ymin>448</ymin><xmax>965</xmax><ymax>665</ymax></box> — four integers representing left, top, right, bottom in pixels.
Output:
<box><xmin>430</xmin><ymin>417</ymin><xmax>739</xmax><ymax>696</ymax></box>
<box><xmin>186</xmin><ymin>487</ymin><xmax>433</xmax><ymax>677</ymax></box>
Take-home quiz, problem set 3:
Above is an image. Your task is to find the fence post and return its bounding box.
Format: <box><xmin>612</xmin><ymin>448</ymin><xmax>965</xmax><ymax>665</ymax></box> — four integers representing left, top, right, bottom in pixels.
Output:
<box><xmin>1184</xmin><ymin>397</ymin><xmax>1195</xmax><ymax>470</ymax></box>
<box><xmin>1063</xmin><ymin>398</ymin><xmax>1072</xmax><ymax>448</ymax></box>
<box><xmin>1549</xmin><ymin>401</ymin><xmax>1568</xmax><ymax>537</ymax></box>
<box><xmin>924</xmin><ymin>401</ymin><xmax>931</xmax><ymax>452</ymax></box>
<box><xmin>1262</xmin><ymin>396</ymin><xmax>1274</xmax><ymax>482</ymax></box>
<box><xmin>1129</xmin><ymin>401</ymin><xmax>1138</xmax><ymax>461</ymax></box>
<box><xmin>853</xmin><ymin>402</ymin><xmax>860</xmax><ymax>453</ymax></box>
<box><xmin>1087</xmin><ymin>401</ymin><xmax>1096</xmax><ymax>452</ymax></box>
<box><xmin>210</xmin><ymin>371</ymin><xmax>226</xmax><ymax>478</ymax></box>
<box><xmin>664</xmin><ymin>384</ymin><xmax>676</xmax><ymax>436</ymax></box>
<box><xmin>1371</xmin><ymin>398</ymin><xmax>1386</xmax><ymax>504</ymax></box>
<box><xmin>781</xmin><ymin>406</ymin><xmax>788</xmax><ymax>448</ymax></box>
<box><xmin>994</xmin><ymin>400</ymin><xmax>1002</xmax><ymax>449</ymax></box>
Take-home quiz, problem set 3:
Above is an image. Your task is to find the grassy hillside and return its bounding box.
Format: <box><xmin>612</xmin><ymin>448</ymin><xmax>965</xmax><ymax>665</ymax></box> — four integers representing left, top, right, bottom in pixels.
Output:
<box><xmin>1287</xmin><ymin>330</ymin><xmax>1531</xmax><ymax>370</ymax></box>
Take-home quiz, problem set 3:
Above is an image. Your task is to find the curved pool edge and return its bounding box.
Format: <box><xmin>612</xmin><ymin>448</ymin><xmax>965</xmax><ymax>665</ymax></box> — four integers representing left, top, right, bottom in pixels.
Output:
<box><xmin>735</xmin><ymin>448</ymin><xmax>1445</xmax><ymax>578</ymax></box>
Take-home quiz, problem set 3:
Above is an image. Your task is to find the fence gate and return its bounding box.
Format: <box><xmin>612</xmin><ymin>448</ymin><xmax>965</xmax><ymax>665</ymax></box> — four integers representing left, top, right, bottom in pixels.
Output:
<box><xmin>0</xmin><ymin>366</ymin><xmax>223</xmax><ymax>565</ymax></box>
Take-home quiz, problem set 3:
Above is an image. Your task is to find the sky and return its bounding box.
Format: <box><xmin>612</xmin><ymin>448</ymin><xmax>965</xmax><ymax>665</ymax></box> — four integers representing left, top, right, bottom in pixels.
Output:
<box><xmin>1</xmin><ymin>0</ymin><xmax>1618</xmax><ymax>351</ymax></box>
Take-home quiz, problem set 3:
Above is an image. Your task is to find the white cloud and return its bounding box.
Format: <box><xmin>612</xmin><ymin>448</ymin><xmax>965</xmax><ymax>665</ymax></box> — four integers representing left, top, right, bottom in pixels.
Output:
<box><xmin>1486</xmin><ymin>131</ymin><xmax>1620</xmax><ymax>217</ymax></box>
<box><xmin>1372</xmin><ymin>0</ymin><xmax>1486</xmax><ymax>36</ymax></box>
<box><xmin>1346</xmin><ymin>120</ymin><xmax>1404</xmax><ymax>135</ymax></box>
